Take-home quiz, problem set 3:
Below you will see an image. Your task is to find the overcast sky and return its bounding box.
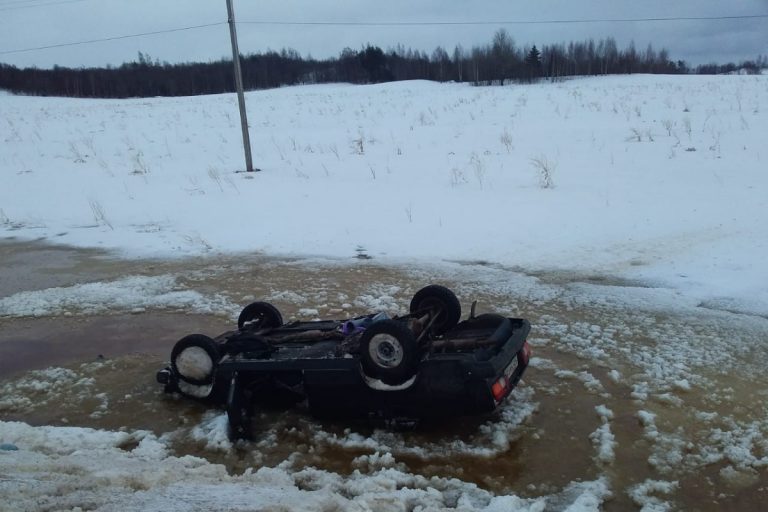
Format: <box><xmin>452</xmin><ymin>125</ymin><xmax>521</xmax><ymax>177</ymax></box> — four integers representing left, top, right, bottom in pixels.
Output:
<box><xmin>1</xmin><ymin>0</ymin><xmax>766</xmax><ymax>69</ymax></box>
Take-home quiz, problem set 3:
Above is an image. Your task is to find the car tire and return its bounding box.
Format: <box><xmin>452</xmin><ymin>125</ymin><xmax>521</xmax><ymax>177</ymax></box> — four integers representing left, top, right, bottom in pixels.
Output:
<box><xmin>176</xmin><ymin>380</ymin><xmax>218</xmax><ymax>401</ymax></box>
<box><xmin>409</xmin><ymin>285</ymin><xmax>461</xmax><ymax>335</ymax></box>
<box><xmin>360</xmin><ymin>320</ymin><xmax>419</xmax><ymax>385</ymax></box>
<box><xmin>170</xmin><ymin>334</ymin><xmax>220</xmax><ymax>386</ymax></box>
<box><xmin>238</xmin><ymin>301</ymin><xmax>283</xmax><ymax>330</ymax></box>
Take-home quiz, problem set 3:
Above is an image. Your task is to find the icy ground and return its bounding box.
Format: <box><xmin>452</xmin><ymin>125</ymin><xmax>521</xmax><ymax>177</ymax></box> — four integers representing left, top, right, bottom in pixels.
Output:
<box><xmin>1</xmin><ymin>254</ymin><xmax>767</xmax><ymax>511</ymax></box>
<box><xmin>1</xmin><ymin>74</ymin><xmax>768</xmax><ymax>510</ymax></box>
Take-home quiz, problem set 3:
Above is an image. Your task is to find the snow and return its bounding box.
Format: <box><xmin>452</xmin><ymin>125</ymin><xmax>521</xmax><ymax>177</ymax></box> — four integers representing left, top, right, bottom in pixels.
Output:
<box><xmin>353</xmin><ymin>285</ymin><xmax>403</xmax><ymax>315</ymax></box>
<box><xmin>628</xmin><ymin>479</ymin><xmax>678</xmax><ymax>512</ymax></box>
<box><xmin>267</xmin><ymin>290</ymin><xmax>308</xmax><ymax>304</ymax></box>
<box><xmin>0</xmin><ymin>367</ymin><xmax>93</xmax><ymax>413</ymax></box>
<box><xmin>590</xmin><ymin>405</ymin><xmax>616</xmax><ymax>465</ymax></box>
<box><xmin>0</xmin><ymin>275</ymin><xmax>237</xmax><ymax>318</ymax></box>
<box><xmin>554</xmin><ymin>370</ymin><xmax>605</xmax><ymax>394</ymax></box>
<box><xmin>1</xmin><ymin>75</ymin><xmax>767</xmax><ymax>317</ymax></box>
<box><xmin>0</xmin><ymin>420</ymin><xmax>612</xmax><ymax>512</ymax></box>
<box><xmin>189</xmin><ymin>412</ymin><xmax>234</xmax><ymax>452</ymax></box>
<box><xmin>308</xmin><ymin>387</ymin><xmax>538</xmax><ymax>459</ymax></box>
<box><xmin>2</xmin><ymin>75</ymin><xmax>768</xmax><ymax>510</ymax></box>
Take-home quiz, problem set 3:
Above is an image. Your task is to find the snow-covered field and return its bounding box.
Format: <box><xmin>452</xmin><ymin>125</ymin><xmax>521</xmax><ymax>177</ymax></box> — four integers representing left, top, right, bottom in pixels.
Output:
<box><xmin>1</xmin><ymin>74</ymin><xmax>766</xmax><ymax>314</ymax></box>
<box><xmin>2</xmin><ymin>75</ymin><xmax>768</xmax><ymax>510</ymax></box>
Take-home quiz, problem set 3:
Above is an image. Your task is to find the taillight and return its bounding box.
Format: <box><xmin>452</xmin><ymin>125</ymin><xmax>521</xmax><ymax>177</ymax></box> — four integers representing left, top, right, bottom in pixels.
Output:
<box><xmin>492</xmin><ymin>377</ymin><xmax>508</xmax><ymax>401</ymax></box>
<box><xmin>493</xmin><ymin>342</ymin><xmax>531</xmax><ymax>403</ymax></box>
<box><xmin>520</xmin><ymin>340</ymin><xmax>532</xmax><ymax>365</ymax></box>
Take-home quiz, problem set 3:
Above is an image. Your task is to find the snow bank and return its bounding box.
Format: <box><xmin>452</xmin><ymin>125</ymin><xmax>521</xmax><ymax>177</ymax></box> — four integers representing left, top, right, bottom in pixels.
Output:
<box><xmin>0</xmin><ymin>420</ymin><xmax>611</xmax><ymax>512</ymax></box>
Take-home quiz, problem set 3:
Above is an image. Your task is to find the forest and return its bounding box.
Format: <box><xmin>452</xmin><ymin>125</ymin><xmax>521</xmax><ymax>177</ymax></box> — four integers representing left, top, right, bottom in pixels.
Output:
<box><xmin>0</xmin><ymin>29</ymin><xmax>765</xmax><ymax>98</ymax></box>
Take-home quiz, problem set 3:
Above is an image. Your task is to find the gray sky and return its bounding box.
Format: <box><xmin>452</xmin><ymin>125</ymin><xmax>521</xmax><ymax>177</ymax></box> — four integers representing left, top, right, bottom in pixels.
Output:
<box><xmin>1</xmin><ymin>0</ymin><xmax>766</xmax><ymax>69</ymax></box>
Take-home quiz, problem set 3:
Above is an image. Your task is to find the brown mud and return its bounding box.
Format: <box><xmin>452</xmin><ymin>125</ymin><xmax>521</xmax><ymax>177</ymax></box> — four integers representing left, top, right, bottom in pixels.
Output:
<box><xmin>1</xmin><ymin>238</ymin><xmax>767</xmax><ymax>511</ymax></box>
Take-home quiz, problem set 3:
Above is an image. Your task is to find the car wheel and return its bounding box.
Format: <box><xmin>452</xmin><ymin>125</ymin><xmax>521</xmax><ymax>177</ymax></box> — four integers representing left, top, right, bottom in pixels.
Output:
<box><xmin>360</xmin><ymin>320</ymin><xmax>419</xmax><ymax>385</ymax></box>
<box><xmin>170</xmin><ymin>334</ymin><xmax>220</xmax><ymax>386</ymax></box>
<box><xmin>176</xmin><ymin>380</ymin><xmax>217</xmax><ymax>401</ymax></box>
<box><xmin>238</xmin><ymin>301</ymin><xmax>283</xmax><ymax>330</ymax></box>
<box><xmin>409</xmin><ymin>285</ymin><xmax>461</xmax><ymax>335</ymax></box>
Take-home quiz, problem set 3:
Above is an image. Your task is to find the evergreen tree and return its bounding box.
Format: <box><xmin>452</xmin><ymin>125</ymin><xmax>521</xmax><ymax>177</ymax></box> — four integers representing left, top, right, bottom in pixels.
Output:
<box><xmin>525</xmin><ymin>45</ymin><xmax>542</xmax><ymax>82</ymax></box>
<box><xmin>359</xmin><ymin>45</ymin><xmax>393</xmax><ymax>83</ymax></box>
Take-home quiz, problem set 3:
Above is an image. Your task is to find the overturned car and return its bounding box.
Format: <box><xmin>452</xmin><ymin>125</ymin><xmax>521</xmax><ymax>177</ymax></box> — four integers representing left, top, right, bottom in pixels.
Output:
<box><xmin>157</xmin><ymin>285</ymin><xmax>531</xmax><ymax>439</ymax></box>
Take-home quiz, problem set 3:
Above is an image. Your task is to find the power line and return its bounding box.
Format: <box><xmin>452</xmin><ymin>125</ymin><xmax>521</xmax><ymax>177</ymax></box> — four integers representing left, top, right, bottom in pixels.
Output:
<box><xmin>0</xmin><ymin>0</ymin><xmax>64</xmax><ymax>6</ymax></box>
<box><xmin>2</xmin><ymin>13</ymin><xmax>765</xmax><ymax>56</ymax></box>
<box><xmin>0</xmin><ymin>22</ymin><xmax>226</xmax><ymax>55</ymax></box>
<box><xmin>0</xmin><ymin>0</ymin><xmax>89</xmax><ymax>12</ymax></box>
<box><xmin>0</xmin><ymin>0</ymin><xmax>51</xmax><ymax>6</ymax></box>
<box><xmin>238</xmin><ymin>14</ymin><xmax>768</xmax><ymax>26</ymax></box>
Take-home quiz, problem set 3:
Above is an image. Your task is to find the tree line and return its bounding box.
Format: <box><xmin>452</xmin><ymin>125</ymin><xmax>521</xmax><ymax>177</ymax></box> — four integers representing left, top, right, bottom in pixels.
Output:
<box><xmin>0</xmin><ymin>30</ymin><xmax>765</xmax><ymax>98</ymax></box>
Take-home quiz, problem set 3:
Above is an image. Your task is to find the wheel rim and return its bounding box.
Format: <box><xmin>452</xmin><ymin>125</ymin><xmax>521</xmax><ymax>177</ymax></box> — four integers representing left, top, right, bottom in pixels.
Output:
<box><xmin>175</xmin><ymin>346</ymin><xmax>214</xmax><ymax>381</ymax></box>
<box><xmin>368</xmin><ymin>334</ymin><xmax>404</xmax><ymax>368</ymax></box>
<box><xmin>177</xmin><ymin>380</ymin><xmax>214</xmax><ymax>399</ymax></box>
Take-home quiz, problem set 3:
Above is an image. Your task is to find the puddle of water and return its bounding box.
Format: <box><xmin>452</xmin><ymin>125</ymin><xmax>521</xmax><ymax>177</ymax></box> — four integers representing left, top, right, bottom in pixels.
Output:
<box><xmin>0</xmin><ymin>314</ymin><xmax>232</xmax><ymax>378</ymax></box>
<box><xmin>1</xmin><ymin>239</ymin><xmax>767</xmax><ymax>510</ymax></box>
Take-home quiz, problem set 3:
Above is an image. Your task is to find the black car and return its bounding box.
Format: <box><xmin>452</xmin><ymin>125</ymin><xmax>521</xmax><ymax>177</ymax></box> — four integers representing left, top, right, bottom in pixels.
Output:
<box><xmin>157</xmin><ymin>285</ymin><xmax>531</xmax><ymax>439</ymax></box>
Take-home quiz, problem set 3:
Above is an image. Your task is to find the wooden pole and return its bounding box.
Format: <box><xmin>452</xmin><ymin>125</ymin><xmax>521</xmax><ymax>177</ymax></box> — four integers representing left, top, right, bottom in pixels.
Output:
<box><xmin>226</xmin><ymin>0</ymin><xmax>256</xmax><ymax>172</ymax></box>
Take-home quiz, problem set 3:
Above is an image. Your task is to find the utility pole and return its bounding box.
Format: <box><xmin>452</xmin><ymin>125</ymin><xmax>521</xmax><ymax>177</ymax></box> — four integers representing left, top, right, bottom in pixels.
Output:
<box><xmin>226</xmin><ymin>0</ymin><xmax>256</xmax><ymax>172</ymax></box>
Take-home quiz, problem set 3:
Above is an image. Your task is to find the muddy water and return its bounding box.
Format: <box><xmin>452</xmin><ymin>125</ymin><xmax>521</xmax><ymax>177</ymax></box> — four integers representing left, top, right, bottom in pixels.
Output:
<box><xmin>1</xmin><ymin>239</ymin><xmax>767</xmax><ymax>510</ymax></box>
